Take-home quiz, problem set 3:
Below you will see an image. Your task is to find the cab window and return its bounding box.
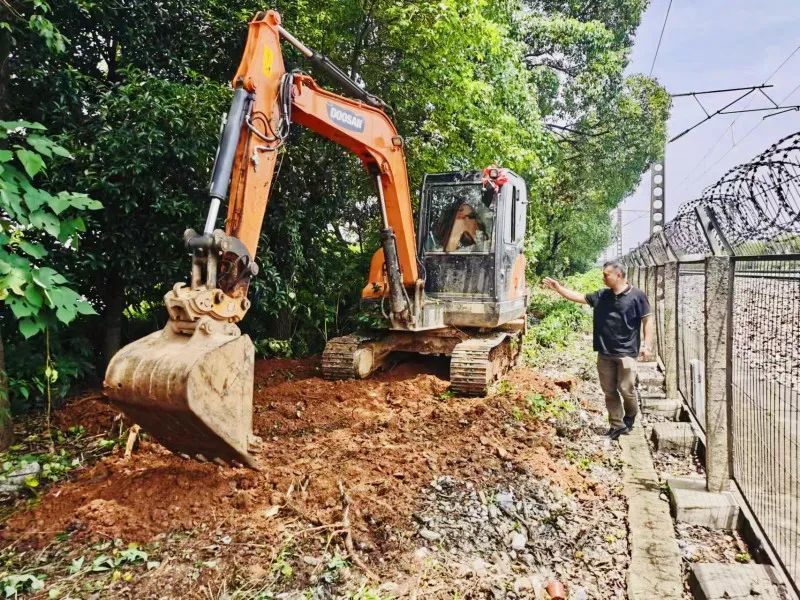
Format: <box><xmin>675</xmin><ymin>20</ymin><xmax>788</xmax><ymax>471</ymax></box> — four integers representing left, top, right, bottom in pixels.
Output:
<box><xmin>423</xmin><ymin>184</ymin><xmax>495</xmax><ymax>254</ymax></box>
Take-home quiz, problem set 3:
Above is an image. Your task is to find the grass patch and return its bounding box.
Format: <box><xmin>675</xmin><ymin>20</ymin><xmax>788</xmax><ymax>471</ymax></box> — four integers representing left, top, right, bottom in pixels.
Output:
<box><xmin>524</xmin><ymin>268</ymin><xmax>602</xmax><ymax>366</ymax></box>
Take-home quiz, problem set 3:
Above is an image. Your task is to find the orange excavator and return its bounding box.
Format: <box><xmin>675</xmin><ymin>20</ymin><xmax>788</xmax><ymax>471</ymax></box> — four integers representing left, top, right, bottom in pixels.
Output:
<box><xmin>104</xmin><ymin>10</ymin><xmax>530</xmax><ymax>467</ymax></box>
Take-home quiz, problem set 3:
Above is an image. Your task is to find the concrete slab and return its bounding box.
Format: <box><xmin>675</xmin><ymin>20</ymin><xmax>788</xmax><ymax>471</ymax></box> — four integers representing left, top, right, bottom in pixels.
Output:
<box><xmin>638</xmin><ymin>371</ymin><xmax>664</xmax><ymax>383</ymax></box>
<box><xmin>652</xmin><ymin>422</ymin><xmax>698</xmax><ymax>455</ymax></box>
<box><xmin>668</xmin><ymin>477</ymin><xmax>741</xmax><ymax>529</ymax></box>
<box><xmin>689</xmin><ymin>563</ymin><xmax>788</xmax><ymax>600</ymax></box>
<box><xmin>619</xmin><ymin>423</ymin><xmax>684</xmax><ymax>600</ymax></box>
<box><xmin>639</xmin><ymin>388</ymin><xmax>667</xmax><ymax>400</ymax></box>
<box><xmin>641</xmin><ymin>397</ymin><xmax>681</xmax><ymax>420</ymax></box>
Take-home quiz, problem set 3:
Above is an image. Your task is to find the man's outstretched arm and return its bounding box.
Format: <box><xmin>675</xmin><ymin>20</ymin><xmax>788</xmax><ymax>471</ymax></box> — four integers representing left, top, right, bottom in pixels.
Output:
<box><xmin>541</xmin><ymin>277</ymin><xmax>588</xmax><ymax>305</ymax></box>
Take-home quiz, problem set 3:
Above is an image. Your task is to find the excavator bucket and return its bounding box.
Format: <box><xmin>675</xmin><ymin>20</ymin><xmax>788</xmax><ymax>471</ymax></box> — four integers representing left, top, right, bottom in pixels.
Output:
<box><xmin>103</xmin><ymin>324</ymin><xmax>258</xmax><ymax>468</ymax></box>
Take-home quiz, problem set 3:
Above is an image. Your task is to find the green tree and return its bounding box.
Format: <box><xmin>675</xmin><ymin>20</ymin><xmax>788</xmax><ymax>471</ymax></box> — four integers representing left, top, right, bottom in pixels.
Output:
<box><xmin>0</xmin><ymin>120</ymin><xmax>100</xmax><ymax>447</ymax></box>
<box><xmin>534</xmin><ymin>76</ymin><xmax>670</xmax><ymax>275</ymax></box>
<box><xmin>6</xmin><ymin>0</ymin><xmax>243</xmax><ymax>361</ymax></box>
<box><xmin>517</xmin><ymin>1</ymin><xmax>670</xmax><ymax>275</ymax></box>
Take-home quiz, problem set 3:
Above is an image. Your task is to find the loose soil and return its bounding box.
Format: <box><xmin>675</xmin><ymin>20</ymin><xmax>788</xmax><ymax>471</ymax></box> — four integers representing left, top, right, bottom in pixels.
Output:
<box><xmin>1</xmin><ymin>350</ymin><xmax>625</xmax><ymax>598</ymax></box>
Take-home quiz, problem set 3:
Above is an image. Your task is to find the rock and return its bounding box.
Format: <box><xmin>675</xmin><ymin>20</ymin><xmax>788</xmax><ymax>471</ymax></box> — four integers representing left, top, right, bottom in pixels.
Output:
<box><xmin>0</xmin><ymin>483</ymin><xmax>20</xmax><ymax>496</ymax></box>
<box><xmin>471</xmin><ymin>557</ymin><xmax>489</xmax><ymax>578</ymax></box>
<box><xmin>419</xmin><ymin>528</ymin><xmax>441</xmax><ymax>542</ymax></box>
<box><xmin>496</xmin><ymin>491</ymin><xmax>514</xmax><ymax>506</ymax></box>
<box><xmin>570</xmin><ymin>587</ymin><xmax>589</xmax><ymax>600</ymax></box>
<box><xmin>6</xmin><ymin>462</ymin><xmax>40</xmax><ymax>485</ymax></box>
<box><xmin>510</xmin><ymin>532</ymin><xmax>527</xmax><ymax>550</ymax></box>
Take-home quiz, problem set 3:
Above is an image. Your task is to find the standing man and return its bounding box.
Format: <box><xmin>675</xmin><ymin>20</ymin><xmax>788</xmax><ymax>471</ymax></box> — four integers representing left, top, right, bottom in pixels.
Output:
<box><xmin>542</xmin><ymin>261</ymin><xmax>654</xmax><ymax>440</ymax></box>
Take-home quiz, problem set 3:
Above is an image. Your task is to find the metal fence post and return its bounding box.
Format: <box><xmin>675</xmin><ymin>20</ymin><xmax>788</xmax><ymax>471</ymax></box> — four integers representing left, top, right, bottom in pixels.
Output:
<box><xmin>704</xmin><ymin>255</ymin><xmax>733</xmax><ymax>493</ymax></box>
<box><xmin>663</xmin><ymin>261</ymin><xmax>679</xmax><ymax>398</ymax></box>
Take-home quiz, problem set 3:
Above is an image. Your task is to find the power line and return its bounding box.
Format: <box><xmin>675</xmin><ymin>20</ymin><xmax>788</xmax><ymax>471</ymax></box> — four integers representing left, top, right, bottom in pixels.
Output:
<box><xmin>675</xmin><ymin>42</ymin><xmax>800</xmax><ymax>195</ymax></box>
<box><xmin>683</xmin><ymin>82</ymin><xmax>800</xmax><ymax>187</ymax></box>
<box><xmin>623</xmin><ymin>214</ymin><xmax>650</xmax><ymax>228</ymax></box>
<box><xmin>649</xmin><ymin>0</ymin><xmax>673</xmax><ymax>77</ymax></box>
<box><xmin>763</xmin><ymin>43</ymin><xmax>800</xmax><ymax>84</ymax></box>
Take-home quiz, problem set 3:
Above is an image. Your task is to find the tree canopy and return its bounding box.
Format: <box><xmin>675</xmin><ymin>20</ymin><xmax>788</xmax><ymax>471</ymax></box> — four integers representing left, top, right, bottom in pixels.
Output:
<box><xmin>0</xmin><ymin>0</ymin><xmax>669</xmax><ymax>411</ymax></box>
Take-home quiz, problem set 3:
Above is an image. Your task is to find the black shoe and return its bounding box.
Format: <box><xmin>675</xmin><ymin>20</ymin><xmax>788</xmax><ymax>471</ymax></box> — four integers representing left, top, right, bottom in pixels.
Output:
<box><xmin>608</xmin><ymin>426</ymin><xmax>628</xmax><ymax>440</ymax></box>
<box><xmin>623</xmin><ymin>415</ymin><xmax>636</xmax><ymax>430</ymax></box>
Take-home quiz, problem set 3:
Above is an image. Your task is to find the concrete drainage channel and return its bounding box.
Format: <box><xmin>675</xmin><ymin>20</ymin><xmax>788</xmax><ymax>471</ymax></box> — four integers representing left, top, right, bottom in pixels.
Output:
<box><xmin>621</xmin><ymin>361</ymin><xmax>793</xmax><ymax>600</ymax></box>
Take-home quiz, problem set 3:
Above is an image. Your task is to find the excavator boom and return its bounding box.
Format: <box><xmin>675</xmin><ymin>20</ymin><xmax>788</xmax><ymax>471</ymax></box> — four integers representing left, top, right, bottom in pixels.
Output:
<box><xmin>104</xmin><ymin>11</ymin><xmax>422</xmax><ymax>467</ymax></box>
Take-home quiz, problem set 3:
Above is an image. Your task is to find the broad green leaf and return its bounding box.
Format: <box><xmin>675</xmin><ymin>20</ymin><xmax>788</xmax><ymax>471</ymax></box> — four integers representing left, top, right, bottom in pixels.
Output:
<box><xmin>0</xmin><ymin>150</ymin><xmax>12</xmax><ymax>163</ymax></box>
<box><xmin>50</xmin><ymin>144</ymin><xmax>72</xmax><ymax>158</ymax></box>
<box><xmin>64</xmin><ymin>192</ymin><xmax>102</xmax><ymax>211</ymax></box>
<box><xmin>18</xmin><ymin>240</ymin><xmax>47</xmax><ymax>259</ymax></box>
<box><xmin>68</xmin><ymin>556</ymin><xmax>85</xmax><ymax>574</ymax></box>
<box><xmin>19</xmin><ymin>317</ymin><xmax>43</xmax><ymax>339</ymax></box>
<box><xmin>25</xmin><ymin>134</ymin><xmax>55</xmax><ymax>158</ymax></box>
<box><xmin>0</xmin><ymin>189</ymin><xmax>24</xmax><ymax>219</ymax></box>
<box><xmin>29</xmin><ymin>210</ymin><xmax>61</xmax><ymax>237</ymax></box>
<box><xmin>31</xmin><ymin>266</ymin><xmax>58</xmax><ymax>289</ymax></box>
<box><xmin>24</xmin><ymin>283</ymin><xmax>44</xmax><ymax>307</ymax></box>
<box><xmin>0</xmin><ymin>119</ymin><xmax>47</xmax><ymax>131</ymax></box>
<box><xmin>23</xmin><ymin>187</ymin><xmax>51</xmax><ymax>212</ymax></box>
<box><xmin>55</xmin><ymin>304</ymin><xmax>77</xmax><ymax>324</ymax></box>
<box><xmin>15</xmin><ymin>148</ymin><xmax>46</xmax><ymax>178</ymax></box>
<box><xmin>48</xmin><ymin>192</ymin><xmax>71</xmax><ymax>215</ymax></box>
<box><xmin>91</xmin><ymin>555</ymin><xmax>115</xmax><ymax>572</ymax></box>
<box><xmin>0</xmin><ymin>268</ymin><xmax>27</xmax><ymax>295</ymax></box>
<box><xmin>7</xmin><ymin>296</ymin><xmax>35</xmax><ymax>319</ymax></box>
<box><xmin>58</xmin><ymin>217</ymin><xmax>86</xmax><ymax>242</ymax></box>
<box><xmin>76</xmin><ymin>300</ymin><xmax>97</xmax><ymax>315</ymax></box>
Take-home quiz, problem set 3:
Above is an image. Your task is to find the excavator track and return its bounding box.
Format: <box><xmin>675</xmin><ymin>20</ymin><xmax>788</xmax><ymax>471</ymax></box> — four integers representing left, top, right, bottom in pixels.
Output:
<box><xmin>322</xmin><ymin>332</ymin><xmax>385</xmax><ymax>380</ymax></box>
<box><xmin>450</xmin><ymin>331</ymin><xmax>522</xmax><ymax>396</ymax></box>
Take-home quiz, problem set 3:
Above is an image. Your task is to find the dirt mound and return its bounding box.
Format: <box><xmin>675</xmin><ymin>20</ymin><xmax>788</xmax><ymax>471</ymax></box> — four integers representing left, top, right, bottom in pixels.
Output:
<box><xmin>2</xmin><ymin>356</ymin><xmax>587</xmax><ymax>558</ymax></box>
<box><xmin>53</xmin><ymin>393</ymin><xmax>125</xmax><ymax>436</ymax></box>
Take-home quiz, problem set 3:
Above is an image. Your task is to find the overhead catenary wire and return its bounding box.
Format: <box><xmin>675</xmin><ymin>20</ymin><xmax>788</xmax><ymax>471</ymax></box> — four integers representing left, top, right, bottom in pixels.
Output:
<box><xmin>649</xmin><ymin>0</ymin><xmax>673</xmax><ymax>77</ymax></box>
<box><xmin>675</xmin><ymin>42</ymin><xmax>800</xmax><ymax>195</ymax></box>
<box><xmin>685</xmin><ymin>83</ymin><xmax>800</xmax><ymax>189</ymax></box>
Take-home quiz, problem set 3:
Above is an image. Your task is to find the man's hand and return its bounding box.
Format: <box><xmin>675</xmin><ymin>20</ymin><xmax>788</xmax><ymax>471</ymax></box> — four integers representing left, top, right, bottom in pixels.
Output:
<box><xmin>640</xmin><ymin>314</ymin><xmax>654</xmax><ymax>361</ymax></box>
<box><xmin>541</xmin><ymin>277</ymin><xmax>588</xmax><ymax>304</ymax></box>
<box><xmin>541</xmin><ymin>277</ymin><xmax>561</xmax><ymax>291</ymax></box>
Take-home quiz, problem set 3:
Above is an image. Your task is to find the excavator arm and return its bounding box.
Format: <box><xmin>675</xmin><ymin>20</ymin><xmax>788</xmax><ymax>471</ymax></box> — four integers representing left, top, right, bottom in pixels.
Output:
<box><xmin>193</xmin><ymin>11</ymin><xmax>418</xmax><ymax>321</ymax></box>
<box><xmin>103</xmin><ymin>10</ymin><xmax>422</xmax><ymax>467</ymax></box>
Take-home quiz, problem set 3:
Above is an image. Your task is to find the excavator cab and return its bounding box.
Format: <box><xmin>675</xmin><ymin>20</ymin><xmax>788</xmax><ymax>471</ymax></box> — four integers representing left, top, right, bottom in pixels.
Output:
<box><xmin>418</xmin><ymin>170</ymin><xmax>529</xmax><ymax>328</ymax></box>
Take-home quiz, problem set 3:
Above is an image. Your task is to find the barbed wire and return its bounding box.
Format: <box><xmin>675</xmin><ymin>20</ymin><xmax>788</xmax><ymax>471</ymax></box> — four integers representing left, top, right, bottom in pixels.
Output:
<box><xmin>624</xmin><ymin>130</ymin><xmax>800</xmax><ymax>263</ymax></box>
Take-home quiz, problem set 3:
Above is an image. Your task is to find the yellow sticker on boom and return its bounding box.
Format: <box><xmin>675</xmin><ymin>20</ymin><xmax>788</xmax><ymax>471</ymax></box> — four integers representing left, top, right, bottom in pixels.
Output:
<box><xmin>262</xmin><ymin>46</ymin><xmax>273</xmax><ymax>78</ymax></box>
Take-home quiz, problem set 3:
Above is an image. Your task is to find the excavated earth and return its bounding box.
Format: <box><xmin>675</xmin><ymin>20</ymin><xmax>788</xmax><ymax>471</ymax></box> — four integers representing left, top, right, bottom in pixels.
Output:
<box><xmin>1</xmin><ymin>350</ymin><xmax>628</xmax><ymax>598</ymax></box>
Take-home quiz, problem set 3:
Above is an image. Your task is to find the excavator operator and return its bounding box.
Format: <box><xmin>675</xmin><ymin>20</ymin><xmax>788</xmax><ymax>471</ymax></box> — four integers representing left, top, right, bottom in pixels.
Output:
<box><xmin>443</xmin><ymin>201</ymin><xmax>487</xmax><ymax>252</ymax></box>
<box><xmin>429</xmin><ymin>192</ymin><xmax>494</xmax><ymax>253</ymax></box>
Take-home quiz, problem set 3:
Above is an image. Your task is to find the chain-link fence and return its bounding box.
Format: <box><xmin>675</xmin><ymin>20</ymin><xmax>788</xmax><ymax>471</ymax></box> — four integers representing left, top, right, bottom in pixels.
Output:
<box><xmin>676</xmin><ymin>260</ymin><xmax>705</xmax><ymax>431</ymax></box>
<box><xmin>731</xmin><ymin>256</ymin><xmax>800</xmax><ymax>589</ymax></box>
<box><xmin>620</xmin><ymin>131</ymin><xmax>800</xmax><ymax>595</ymax></box>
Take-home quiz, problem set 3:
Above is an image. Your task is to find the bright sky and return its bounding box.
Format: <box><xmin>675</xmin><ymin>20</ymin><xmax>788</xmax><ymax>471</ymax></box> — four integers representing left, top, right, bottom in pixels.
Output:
<box><xmin>615</xmin><ymin>0</ymin><xmax>800</xmax><ymax>254</ymax></box>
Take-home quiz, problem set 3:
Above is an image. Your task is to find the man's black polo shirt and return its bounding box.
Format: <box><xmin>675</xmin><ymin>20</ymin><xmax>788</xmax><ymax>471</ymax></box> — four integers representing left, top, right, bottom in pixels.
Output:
<box><xmin>584</xmin><ymin>285</ymin><xmax>651</xmax><ymax>358</ymax></box>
